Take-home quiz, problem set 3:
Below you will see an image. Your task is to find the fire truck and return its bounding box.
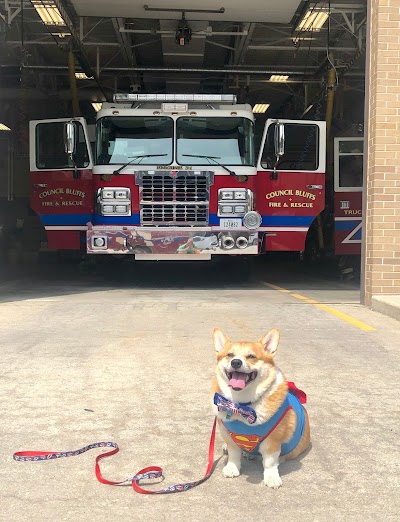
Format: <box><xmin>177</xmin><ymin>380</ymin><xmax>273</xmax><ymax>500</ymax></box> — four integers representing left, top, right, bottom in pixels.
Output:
<box><xmin>29</xmin><ymin>94</ymin><xmax>326</xmax><ymax>261</ymax></box>
<box><xmin>333</xmin><ymin>136</ymin><xmax>363</xmax><ymax>256</ymax></box>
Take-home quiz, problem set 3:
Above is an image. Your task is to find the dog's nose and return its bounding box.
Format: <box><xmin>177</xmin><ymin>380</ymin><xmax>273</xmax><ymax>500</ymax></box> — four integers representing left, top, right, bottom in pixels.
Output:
<box><xmin>231</xmin><ymin>358</ymin><xmax>242</xmax><ymax>370</ymax></box>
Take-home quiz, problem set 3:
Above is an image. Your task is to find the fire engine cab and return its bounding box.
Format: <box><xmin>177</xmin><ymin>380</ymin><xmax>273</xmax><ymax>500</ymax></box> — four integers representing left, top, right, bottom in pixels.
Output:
<box><xmin>29</xmin><ymin>93</ymin><xmax>326</xmax><ymax>260</ymax></box>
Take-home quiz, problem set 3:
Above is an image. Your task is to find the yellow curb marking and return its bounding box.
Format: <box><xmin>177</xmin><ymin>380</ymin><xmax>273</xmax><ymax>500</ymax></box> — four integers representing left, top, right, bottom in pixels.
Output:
<box><xmin>263</xmin><ymin>282</ymin><xmax>376</xmax><ymax>331</ymax></box>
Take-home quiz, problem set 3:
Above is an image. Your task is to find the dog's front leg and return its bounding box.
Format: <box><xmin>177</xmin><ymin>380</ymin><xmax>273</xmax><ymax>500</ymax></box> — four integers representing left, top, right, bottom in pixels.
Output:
<box><xmin>259</xmin><ymin>440</ymin><xmax>282</xmax><ymax>488</ymax></box>
<box><xmin>223</xmin><ymin>438</ymin><xmax>242</xmax><ymax>478</ymax></box>
<box><xmin>219</xmin><ymin>423</ymin><xmax>242</xmax><ymax>478</ymax></box>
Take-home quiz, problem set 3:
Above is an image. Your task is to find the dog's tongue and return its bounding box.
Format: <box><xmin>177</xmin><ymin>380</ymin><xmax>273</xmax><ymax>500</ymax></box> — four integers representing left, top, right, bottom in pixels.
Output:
<box><xmin>229</xmin><ymin>372</ymin><xmax>247</xmax><ymax>390</ymax></box>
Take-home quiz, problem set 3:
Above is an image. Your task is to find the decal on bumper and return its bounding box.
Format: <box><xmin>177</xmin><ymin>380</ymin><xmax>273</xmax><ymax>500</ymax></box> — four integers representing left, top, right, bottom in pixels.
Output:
<box><xmin>86</xmin><ymin>225</ymin><xmax>258</xmax><ymax>255</ymax></box>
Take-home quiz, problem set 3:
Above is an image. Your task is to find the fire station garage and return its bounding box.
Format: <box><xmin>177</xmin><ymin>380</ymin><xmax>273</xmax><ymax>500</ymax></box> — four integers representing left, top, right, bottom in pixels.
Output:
<box><xmin>0</xmin><ymin>0</ymin><xmax>398</xmax><ymax>312</ymax></box>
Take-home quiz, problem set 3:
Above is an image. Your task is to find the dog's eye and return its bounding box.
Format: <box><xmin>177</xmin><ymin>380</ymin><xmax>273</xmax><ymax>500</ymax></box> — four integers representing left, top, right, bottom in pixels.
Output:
<box><xmin>226</xmin><ymin>352</ymin><xmax>234</xmax><ymax>358</ymax></box>
<box><xmin>246</xmin><ymin>354</ymin><xmax>257</xmax><ymax>360</ymax></box>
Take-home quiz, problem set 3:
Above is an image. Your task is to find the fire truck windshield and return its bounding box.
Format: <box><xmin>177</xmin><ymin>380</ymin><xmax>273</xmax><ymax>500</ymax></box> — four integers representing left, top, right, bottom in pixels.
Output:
<box><xmin>96</xmin><ymin>116</ymin><xmax>173</xmax><ymax>165</ymax></box>
<box><xmin>176</xmin><ymin>117</ymin><xmax>254</xmax><ymax>166</ymax></box>
<box><xmin>95</xmin><ymin>115</ymin><xmax>254</xmax><ymax>167</ymax></box>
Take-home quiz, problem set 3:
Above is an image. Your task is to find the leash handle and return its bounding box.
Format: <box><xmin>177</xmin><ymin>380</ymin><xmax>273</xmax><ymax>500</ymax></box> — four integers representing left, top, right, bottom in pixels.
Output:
<box><xmin>13</xmin><ymin>418</ymin><xmax>217</xmax><ymax>494</ymax></box>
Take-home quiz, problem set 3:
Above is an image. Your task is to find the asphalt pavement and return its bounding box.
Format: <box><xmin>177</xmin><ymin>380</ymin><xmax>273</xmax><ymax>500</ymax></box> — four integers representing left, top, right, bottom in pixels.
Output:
<box><xmin>1</xmin><ymin>257</ymin><xmax>399</xmax><ymax>522</ymax></box>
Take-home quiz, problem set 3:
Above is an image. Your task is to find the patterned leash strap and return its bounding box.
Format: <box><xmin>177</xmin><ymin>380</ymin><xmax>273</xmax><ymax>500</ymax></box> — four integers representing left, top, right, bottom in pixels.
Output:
<box><xmin>13</xmin><ymin>418</ymin><xmax>217</xmax><ymax>495</ymax></box>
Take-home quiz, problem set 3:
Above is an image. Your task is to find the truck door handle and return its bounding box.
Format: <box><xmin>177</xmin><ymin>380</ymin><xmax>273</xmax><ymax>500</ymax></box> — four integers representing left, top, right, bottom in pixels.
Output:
<box><xmin>306</xmin><ymin>185</ymin><xmax>323</xmax><ymax>190</ymax></box>
<box><xmin>33</xmin><ymin>183</ymin><xmax>47</xmax><ymax>188</ymax></box>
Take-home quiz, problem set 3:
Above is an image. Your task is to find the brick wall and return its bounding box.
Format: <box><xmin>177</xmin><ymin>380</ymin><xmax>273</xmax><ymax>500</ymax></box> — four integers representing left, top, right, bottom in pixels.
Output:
<box><xmin>362</xmin><ymin>0</ymin><xmax>400</xmax><ymax>304</ymax></box>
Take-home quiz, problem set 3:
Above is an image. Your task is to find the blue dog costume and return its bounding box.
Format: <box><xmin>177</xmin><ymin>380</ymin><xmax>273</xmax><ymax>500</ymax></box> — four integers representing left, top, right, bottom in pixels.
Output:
<box><xmin>214</xmin><ymin>382</ymin><xmax>307</xmax><ymax>455</ymax></box>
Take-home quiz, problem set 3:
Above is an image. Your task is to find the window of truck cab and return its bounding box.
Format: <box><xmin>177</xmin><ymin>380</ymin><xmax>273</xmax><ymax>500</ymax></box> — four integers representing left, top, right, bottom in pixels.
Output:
<box><xmin>95</xmin><ymin>116</ymin><xmax>174</xmax><ymax>165</ymax></box>
<box><xmin>36</xmin><ymin>121</ymin><xmax>90</xmax><ymax>169</ymax></box>
<box><xmin>260</xmin><ymin>122</ymin><xmax>319</xmax><ymax>171</ymax></box>
<box><xmin>176</xmin><ymin>117</ymin><xmax>254</xmax><ymax>166</ymax></box>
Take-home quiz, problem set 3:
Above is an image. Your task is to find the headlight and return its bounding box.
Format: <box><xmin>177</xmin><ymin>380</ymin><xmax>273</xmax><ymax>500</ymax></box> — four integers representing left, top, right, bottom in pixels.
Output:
<box><xmin>98</xmin><ymin>187</ymin><xmax>131</xmax><ymax>216</ymax></box>
<box><xmin>218</xmin><ymin>188</ymin><xmax>253</xmax><ymax>217</ymax></box>
<box><xmin>220</xmin><ymin>190</ymin><xmax>234</xmax><ymax>200</ymax></box>
<box><xmin>102</xmin><ymin>189</ymin><xmax>115</xmax><ymax>199</ymax></box>
<box><xmin>115</xmin><ymin>189</ymin><xmax>129</xmax><ymax>199</ymax></box>
<box><xmin>102</xmin><ymin>204</ymin><xmax>114</xmax><ymax>214</ymax></box>
<box><xmin>243</xmin><ymin>211</ymin><xmax>262</xmax><ymax>230</ymax></box>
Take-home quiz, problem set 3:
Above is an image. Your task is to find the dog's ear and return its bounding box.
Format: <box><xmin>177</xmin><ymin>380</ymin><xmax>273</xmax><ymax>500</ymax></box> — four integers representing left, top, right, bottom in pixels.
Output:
<box><xmin>259</xmin><ymin>328</ymin><xmax>280</xmax><ymax>356</ymax></box>
<box><xmin>212</xmin><ymin>328</ymin><xmax>230</xmax><ymax>353</ymax></box>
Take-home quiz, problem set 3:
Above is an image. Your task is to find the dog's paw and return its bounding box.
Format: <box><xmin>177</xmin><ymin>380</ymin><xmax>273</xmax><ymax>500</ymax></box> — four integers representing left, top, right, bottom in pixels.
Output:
<box><xmin>263</xmin><ymin>468</ymin><xmax>283</xmax><ymax>489</ymax></box>
<box><xmin>223</xmin><ymin>462</ymin><xmax>241</xmax><ymax>478</ymax></box>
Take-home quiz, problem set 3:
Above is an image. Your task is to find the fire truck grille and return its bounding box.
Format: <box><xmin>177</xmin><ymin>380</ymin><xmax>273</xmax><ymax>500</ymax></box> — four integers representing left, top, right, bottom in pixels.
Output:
<box><xmin>141</xmin><ymin>204</ymin><xmax>208</xmax><ymax>224</ymax></box>
<box><xmin>137</xmin><ymin>170</ymin><xmax>213</xmax><ymax>226</ymax></box>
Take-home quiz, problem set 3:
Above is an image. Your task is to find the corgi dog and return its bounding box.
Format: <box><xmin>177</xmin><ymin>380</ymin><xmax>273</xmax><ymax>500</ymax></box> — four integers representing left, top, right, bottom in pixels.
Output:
<box><xmin>211</xmin><ymin>327</ymin><xmax>310</xmax><ymax>488</ymax></box>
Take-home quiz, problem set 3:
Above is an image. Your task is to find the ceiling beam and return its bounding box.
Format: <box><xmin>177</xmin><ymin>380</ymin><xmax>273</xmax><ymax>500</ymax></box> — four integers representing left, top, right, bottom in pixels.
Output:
<box><xmin>52</xmin><ymin>1</ymin><xmax>96</xmax><ymax>80</ymax></box>
<box><xmin>112</xmin><ymin>17</ymin><xmax>136</xmax><ymax>66</ymax></box>
<box><xmin>233</xmin><ymin>22</ymin><xmax>256</xmax><ymax>66</ymax></box>
<box><xmin>4</xmin><ymin>64</ymin><xmax>332</xmax><ymax>76</ymax></box>
<box><xmin>247</xmin><ymin>45</ymin><xmax>358</xmax><ymax>52</ymax></box>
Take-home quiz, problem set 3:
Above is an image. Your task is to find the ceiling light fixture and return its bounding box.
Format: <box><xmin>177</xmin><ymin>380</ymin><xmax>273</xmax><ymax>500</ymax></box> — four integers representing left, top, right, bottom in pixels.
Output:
<box><xmin>92</xmin><ymin>103</ymin><xmax>102</xmax><ymax>112</ymax></box>
<box><xmin>51</xmin><ymin>32</ymin><xmax>70</xmax><ymax>38</ymax></box>
<box><xmin>75</xmin><ymin>72</ymin><xmax>93</xmax><ymax>80</ymax></box>
<box><xmin>32</xmin><ymin>1</ymin><xmax>65</xmax><ymax>26</ymax></box>
<box><xmin>253</xmin><ymin>104</ymin><xmax>270</xmax><ymax>114</ymax></box>
<box><xmin>302</xmin><ymin>104</ymin><xmax>314</xmax><ymax>117</ymax></box>
<box><xmin>270</xmin><ymin>75</ymin><xmax>289</xmax><ymax>82</ymax></box>
<box><xmin>296</xmin><ymin>9</ymin><xmax>329</xmax><ymax>32</ymax></box>
<box><xmin>0</xmin><ymin>123</ymin><xmax>11</xmax><ymax>131</ymax></box>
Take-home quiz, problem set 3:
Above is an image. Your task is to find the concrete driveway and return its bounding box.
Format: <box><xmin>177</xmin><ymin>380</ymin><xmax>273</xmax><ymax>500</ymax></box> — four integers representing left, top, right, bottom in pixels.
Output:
<box><xmin>1</xmin><ymin>259</ymin><xmax>399</xmax><ymax>521</ymax></box>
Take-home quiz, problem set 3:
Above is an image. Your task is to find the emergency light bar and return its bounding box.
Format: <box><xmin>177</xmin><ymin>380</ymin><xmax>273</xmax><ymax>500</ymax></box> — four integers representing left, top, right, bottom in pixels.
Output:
<box><xmin>113</xmin><ymin>93</ymin><xmax>237</xmax><ymax>104</ymax></box>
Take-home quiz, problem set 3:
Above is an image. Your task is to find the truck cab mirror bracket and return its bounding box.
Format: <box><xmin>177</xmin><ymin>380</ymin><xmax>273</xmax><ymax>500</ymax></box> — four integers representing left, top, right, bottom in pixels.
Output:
<box><xmin>64</xmin><ymin>120</ymin><xmax>81</xmax><ymax>178</ymax></box>
<box><xmin>65</xmin><ymin>121</ymin><xmax>77</xmax><ymax>155</ymax></box>
<box><xmin>271</xmin><ymin>121</ymin><xmax>285</xmax><ymax>180</ymax></box>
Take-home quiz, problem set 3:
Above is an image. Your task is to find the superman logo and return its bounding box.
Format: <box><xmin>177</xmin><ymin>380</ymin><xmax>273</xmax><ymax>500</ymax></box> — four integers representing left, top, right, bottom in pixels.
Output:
<box><xmin>228</xmin><ymin>432</ymin><xmax>261</xmax><ymax>452</ymax></box>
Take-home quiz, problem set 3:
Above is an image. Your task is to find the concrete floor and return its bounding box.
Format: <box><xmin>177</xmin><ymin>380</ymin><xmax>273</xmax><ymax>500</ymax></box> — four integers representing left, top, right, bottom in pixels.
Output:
<box><xmin>1</xmin><ymin>257</ymin><xmax>399</xmax><ymax>522</ymax></box>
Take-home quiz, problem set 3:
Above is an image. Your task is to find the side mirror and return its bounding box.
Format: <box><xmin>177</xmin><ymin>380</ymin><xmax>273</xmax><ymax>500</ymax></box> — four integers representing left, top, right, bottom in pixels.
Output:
<box><xmin>271</xmin><ymin>122</ymin><xmax>285</xmax><ymax>180</ymax></box>
<box><xmin>64</xmin><ymin>121</ymin><xmax>77</xmax><ymax>155</ymax></box>
<box><xmin>274</xmin><ymin>122</ymin><xmax>285</xmax><ymax>159</ymax></box>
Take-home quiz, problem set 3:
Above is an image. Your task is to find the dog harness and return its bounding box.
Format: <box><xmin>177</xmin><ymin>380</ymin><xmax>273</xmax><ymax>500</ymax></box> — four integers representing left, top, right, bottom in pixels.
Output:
<box><xmin>214</xmin><ymin>382</ymin><xmax>306</xmax><ymax>455</ymax></box>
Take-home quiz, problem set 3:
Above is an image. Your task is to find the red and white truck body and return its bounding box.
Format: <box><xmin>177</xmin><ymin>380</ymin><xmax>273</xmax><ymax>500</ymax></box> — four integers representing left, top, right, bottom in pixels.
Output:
<box><xmin>29</xmin><ymin>94</ymin><xmax>326</xmax><ymax>260</ymax></box>
<box><xmin>333</xmin><ymin>137</ymin><xmax>363</xmax><ymax>256</ymax></box>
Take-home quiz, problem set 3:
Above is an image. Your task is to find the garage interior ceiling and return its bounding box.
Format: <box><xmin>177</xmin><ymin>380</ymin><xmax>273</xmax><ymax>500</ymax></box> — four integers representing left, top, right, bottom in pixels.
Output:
<box><xmin>0</xmin><ymin>0</ymin><xmax>367</xmax><ymax>119</ymax></box>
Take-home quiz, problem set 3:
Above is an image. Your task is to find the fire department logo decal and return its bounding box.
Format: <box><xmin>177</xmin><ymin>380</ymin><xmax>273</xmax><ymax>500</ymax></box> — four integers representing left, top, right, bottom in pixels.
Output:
<box><xmin>228</xmin><ymin>431</ymin><xmax>261</xmax><ymax>452</ymax></box>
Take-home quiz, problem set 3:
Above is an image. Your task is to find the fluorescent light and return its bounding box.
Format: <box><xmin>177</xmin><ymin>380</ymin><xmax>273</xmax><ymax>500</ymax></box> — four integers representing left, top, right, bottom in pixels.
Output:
<box><xmin>297</xmin><ymin>9</ymin><xmax>329</xmax><ymax>32</ymax></box>
<box><xmin>92</xmin><ymin>103</ymin><xmax>102</xmax><ymax>112</ymax></box>
<box><xmin>270</xmin><ymin>75</ymin><xmax>289</xmax><ymax>82</ymax></box>
<box><xmin>253</xmin><ymin>104</ymin><xmax>270</xmax><ymax>114</ymax></box>
<box><xmin>0</xmin><ymin>123</ymin><xmax>11</xmax><ymax>131</ymax></box>
<box><xmin>303</xmin><ymin>104</ymin><xmax>314</xmax><ymax>116</ymax></box>
<box><xmin>32</xmin><ymin>1</ymin><xmax>65</xmax><ymax>26</ymax></box>
<box><xmin>75</xmin><ymin>72</ymin><xmax>93</xmax><ymax>80</ymax></box>
<box><xmin>51</xmin><ymin>32</ymin><xmax>70</xmax><ymax>38</ymax></box>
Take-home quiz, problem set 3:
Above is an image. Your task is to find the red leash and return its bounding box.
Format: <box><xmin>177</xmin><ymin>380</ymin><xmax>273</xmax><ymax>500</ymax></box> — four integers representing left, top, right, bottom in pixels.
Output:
<box><xmin>13</xmin><ymin>418</ymin><xmax>217</xmax><ymax>494</ymax></box>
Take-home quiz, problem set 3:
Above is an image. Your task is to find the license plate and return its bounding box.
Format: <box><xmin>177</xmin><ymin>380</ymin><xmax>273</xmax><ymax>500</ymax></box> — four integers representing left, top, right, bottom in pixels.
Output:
<box><xmin>219</xmin><ymin>218</ymin><xmax>242</xmax><ymax>229</ymax></box>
